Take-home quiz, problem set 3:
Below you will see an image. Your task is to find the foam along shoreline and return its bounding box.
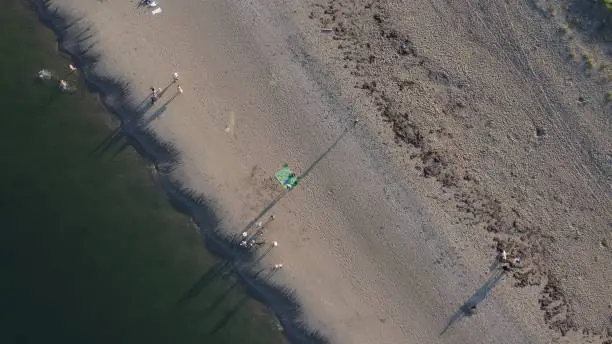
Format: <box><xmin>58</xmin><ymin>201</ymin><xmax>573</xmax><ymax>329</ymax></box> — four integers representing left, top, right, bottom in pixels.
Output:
<box><xmin>29</xmin><ymin>1</ymin><xmax>328</xmax><ymax>343</ymax></box>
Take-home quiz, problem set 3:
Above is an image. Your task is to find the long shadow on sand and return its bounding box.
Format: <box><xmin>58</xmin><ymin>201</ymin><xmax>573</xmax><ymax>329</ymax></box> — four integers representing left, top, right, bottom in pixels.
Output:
<box><xmin>140</xmin><ymin>91</ymin><xmax>180</xmax><ymax>126</ymax></box>
<box><xmin>237</xmin><ymin>119</ymin><xmax>359</xmax><ymax>236</ymax></box>
<box><xmin>439</xmin><ymin>269</ymin><xmax>506</xmax><ymax>335</ymax></box>
<box><xmin>90</xmin><ymin>90</ymin><xmax>180</xmax><ymax>157</ymax></box>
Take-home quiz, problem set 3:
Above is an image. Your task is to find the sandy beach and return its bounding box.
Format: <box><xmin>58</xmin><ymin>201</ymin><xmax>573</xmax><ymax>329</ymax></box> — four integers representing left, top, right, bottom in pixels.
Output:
<box><xmin>40</xmin><ymin>0</ymin><xmax>610</xmax><ymax>343</ymax></box>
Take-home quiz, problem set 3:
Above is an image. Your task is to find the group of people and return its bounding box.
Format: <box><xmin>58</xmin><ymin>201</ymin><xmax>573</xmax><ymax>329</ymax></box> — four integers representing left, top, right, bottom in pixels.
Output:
<box><xmin>150</xmin><ymin>72</ymin><xmax>183</xmax><ymax>105</ymax></box>
<box><xmin>38</xmin><ymin>63</ymin><xmax>78</xmax><ymax>93</ymax></box>
<box><xmin>239</xmin><ymin>215</ymin><xmax>276</xmax><ymax>248</ymax></box>
<box><xmin>498</xmin><ymin>249</ymin><xmax>521</xmax><ymax>271</ymax></box>
<box><xmin>237</xmin><ymin>216</ymin><xmax>284</xmax><ymax>272</ymax></box>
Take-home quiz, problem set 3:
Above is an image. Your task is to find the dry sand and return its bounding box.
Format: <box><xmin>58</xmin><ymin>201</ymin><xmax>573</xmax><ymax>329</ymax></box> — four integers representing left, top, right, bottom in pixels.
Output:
<box><xmin>43</xmin><ymin>0</ymin><xmax>610</xmax><ymax>343</ymax></box>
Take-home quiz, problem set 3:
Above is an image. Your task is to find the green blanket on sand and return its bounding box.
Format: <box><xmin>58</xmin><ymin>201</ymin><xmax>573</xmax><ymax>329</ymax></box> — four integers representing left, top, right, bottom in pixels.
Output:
<box><xmin>274</xmin><ymin>164</ymin><xmax>299</xmax><ymax>189</ymax></box>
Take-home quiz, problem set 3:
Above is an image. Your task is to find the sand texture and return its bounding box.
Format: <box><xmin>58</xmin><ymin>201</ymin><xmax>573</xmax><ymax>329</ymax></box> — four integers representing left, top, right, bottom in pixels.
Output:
<box><xmin>42</xmin><ymin>0</ymin><xmax>610</xmax><ymax>343</ymax></box>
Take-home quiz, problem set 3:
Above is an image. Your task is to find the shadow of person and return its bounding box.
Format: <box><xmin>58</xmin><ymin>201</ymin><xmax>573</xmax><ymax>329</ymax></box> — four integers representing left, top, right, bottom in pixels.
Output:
<box><xmin>201</xmin><ymin>281</ymin><xmax>240</xmax><ymax>317</ymax></box>
<box><xmin>440</xmin><ymin>269</ymin><xmax>506</xmax><ymax>335</ymax></box>
<box><xmin>207</xmin><ymin>267</ymin><xmax>279</xmax><ymax>335</ymax></box>
<box><xmin>208</xmin><ymin>295</ymin><xmax>250</xmax><ymax>336</ymax></box>
<box><xmin>297</xmin><ymin>118</ymin><xmax>358</xmax><ymax>182</ymax></box>
<box><xmin>176</xmin><ymin>261</ymin><xmax>232</xmax><ymax>306</ymax></box>
<box><xmin>140</xmin><ymin>92</ymin><xmax>181</xmax><ymax>126</ymax></box>
<box><xmin>91</xmin><ymin>126</ymin><xmax>125</xmax><ymax>156</ymax></box>
<box><xmin>158</xmin><ymin>80</ymin><xmax>175</xmax><ymax>98</ymax></box>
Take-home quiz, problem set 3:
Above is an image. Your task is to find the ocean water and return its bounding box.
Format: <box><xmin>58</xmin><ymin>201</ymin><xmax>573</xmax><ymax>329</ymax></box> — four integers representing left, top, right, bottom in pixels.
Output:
<box><xmin>0</xmin><ymin>1</ymin><xmax>287</xmax><ymax>343</ymax></box>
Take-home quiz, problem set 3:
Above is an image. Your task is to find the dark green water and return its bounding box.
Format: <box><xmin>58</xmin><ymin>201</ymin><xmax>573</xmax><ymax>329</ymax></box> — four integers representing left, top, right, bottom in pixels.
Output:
<box><xmin>0</xmin><ymin>1</ymin><xmax>287</xmax><ymax>343</ymax></box>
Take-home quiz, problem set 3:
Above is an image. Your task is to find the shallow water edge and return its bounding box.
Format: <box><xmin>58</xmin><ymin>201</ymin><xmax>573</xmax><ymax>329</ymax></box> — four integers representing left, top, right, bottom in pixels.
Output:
<box><xmin>28</xmin><ymin>0</ymin><xmax>329</xmax><ymax>343</ymax></box>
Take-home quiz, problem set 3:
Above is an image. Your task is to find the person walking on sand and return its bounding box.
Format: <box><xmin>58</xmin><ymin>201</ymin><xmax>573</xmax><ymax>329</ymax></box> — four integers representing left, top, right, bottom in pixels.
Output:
<box><xmin>172</xmin><ymin>72</ymin><xmax>180</xmax><ymax>83</ymax></box>
<box><xmin>177</xmin><ymin>85</ymin><xmax>184</xmax><ymax>94</ymax></box>
<box><xmin>150</xmin><ymin>87</ymin><xmax>159</xmax><ymax>104</ymax></box>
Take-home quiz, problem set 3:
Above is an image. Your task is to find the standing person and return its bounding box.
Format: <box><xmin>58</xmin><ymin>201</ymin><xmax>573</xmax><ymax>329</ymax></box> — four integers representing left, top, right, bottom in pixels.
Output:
<box><xmin>172</xmin><ymin>72</ymin><xmax>180</xmax><ymax>83</ymax></box>
<box><xmin>150</xmin><ymin>87</ymin><xmax>159</xmax><ymax>104</ymax></box>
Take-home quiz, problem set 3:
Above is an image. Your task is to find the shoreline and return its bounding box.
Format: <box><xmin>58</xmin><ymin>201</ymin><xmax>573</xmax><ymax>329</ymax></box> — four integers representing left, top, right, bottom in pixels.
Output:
<box><xmin>28</xmin><ymin>0</ymin><xmax>611</xmax><ymax>342</ymax></box>
<box><xmin>29</xmin><ymin>1</ymin><xmax>328</xmax><ymax>343</ymax></box>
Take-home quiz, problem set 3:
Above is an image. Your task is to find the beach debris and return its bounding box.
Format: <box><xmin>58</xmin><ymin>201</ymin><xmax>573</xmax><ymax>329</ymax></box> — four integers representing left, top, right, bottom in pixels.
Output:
<box><xmin>68</xmin><ymin>64</ymin><xmax>77</xmax><ymax>73</ymax></box>
<box><xmin>38</xmin><ymin>69</ymin><xmax>52</xmax><ymax>80</ymax></box>
<box><xmin>172</xmin><ymin>72</ymin><xmax>180</xmax><ymax>83</ymax></box>
<box><xmin>320</xmin><ymin>28</ymin><xmax>333</xmax><ymax>33</ymax></box>
<box><xmin>242</xmin><ymin>231</ymin><xmax>248</xmax><ymax>238</ymax></box>
<box><xmin>273</xmin><ymin>241</ymin><xmax>278</xmax><ymax>247</ymax></box>
<box><xmin>145</xmin><ymin>0</ymin><xmax>158</xmax><ymax>7</ymax></box>
<box><xmin>501</xmin><ymin>250</ymin><xmax>508</xmax><ymax>261</ymax></box>
<box><xmin>273</xmin><ymin>263</ymin><xmax>283</xmax><ymax>269</ymax></box>
<box><xmin>152</xmin><ymin>7</ymin><xmax>162</xmax><ymax>15</ymax></box>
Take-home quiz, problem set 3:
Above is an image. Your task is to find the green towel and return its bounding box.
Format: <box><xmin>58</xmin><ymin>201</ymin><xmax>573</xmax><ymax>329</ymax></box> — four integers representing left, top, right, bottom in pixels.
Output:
<box><xmin>274</xmin><ymin>164</ymin><xmax>299</xmax><ymax>189</ymax></box>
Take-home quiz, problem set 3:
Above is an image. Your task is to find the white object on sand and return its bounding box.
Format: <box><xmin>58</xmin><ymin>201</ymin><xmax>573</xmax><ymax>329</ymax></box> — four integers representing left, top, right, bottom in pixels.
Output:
<box><xmin>152</xmin><ymin>7</ymin><xmax>162</xmax><ymax>15</ymax></box>
<box><xmin>177</xmin><ymin>85</ymin><xmax>184</xmax><ymax>94</ymax></box>
<box><xmin>273</xmin><ymin>241</ymin><xmax>278</xmax><ymax>247</ymax></box>
<box><xmin>172</xmin><ymin>72</ymin><xmax>180</xmax><ymax>82</ymax></box>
